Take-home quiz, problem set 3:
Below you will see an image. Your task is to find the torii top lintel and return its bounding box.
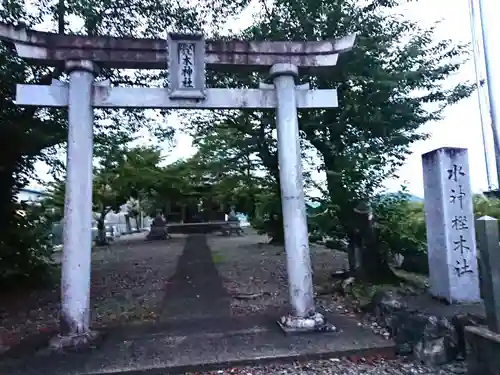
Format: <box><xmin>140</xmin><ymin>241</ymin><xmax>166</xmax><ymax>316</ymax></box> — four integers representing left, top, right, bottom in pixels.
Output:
<box><xmin>0</xmin><ymin>22</ymin><xmax>355</xmax><ymax>71</ymax></box>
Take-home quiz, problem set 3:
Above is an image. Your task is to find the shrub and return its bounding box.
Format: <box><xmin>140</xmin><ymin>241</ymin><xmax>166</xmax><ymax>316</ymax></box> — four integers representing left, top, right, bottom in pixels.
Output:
<box><xmin>372</xmin><ymin>189</ymin><xmax>427</xmax><ymax>258</ymax></box>
<box><xmin>0</xmin><ymin>201</ymin><xmax>57</xmax><ymax>289</ymax></box>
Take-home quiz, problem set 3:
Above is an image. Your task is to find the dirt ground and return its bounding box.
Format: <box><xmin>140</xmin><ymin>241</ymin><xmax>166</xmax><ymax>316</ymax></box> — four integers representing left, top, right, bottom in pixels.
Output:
<box><xmin>0</xmin><ymin>233</ymin><xmax>186</xmax><ymax>347</ymax></box>
<box><xmin>208</xmin><ymin>230</ymin><xmax>349</xmax><ymax>316</ymax></box>
<box><xmin>0</xmin><ymin>229</ymin><xmax>349</xmax><ymax>348</ymax></box>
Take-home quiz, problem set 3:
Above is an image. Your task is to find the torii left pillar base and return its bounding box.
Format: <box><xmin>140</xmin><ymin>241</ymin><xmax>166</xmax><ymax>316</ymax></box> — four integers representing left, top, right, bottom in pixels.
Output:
<box><xmin>49</xmin><ymin>60</ymin><xmax>100</xmax><ymax>351</ymax></box>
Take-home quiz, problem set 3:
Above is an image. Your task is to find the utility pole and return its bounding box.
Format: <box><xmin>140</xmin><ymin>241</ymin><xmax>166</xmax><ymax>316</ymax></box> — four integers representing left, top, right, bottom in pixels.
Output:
<box><xmin>468</xmin><ymin>0</ymin><xmax>493</xmax><ymax>189</ymax></box>
<box><xmin>477</xmin><ymin>0</ymin><xmax>500</xmax><ymax>194</ymax></box>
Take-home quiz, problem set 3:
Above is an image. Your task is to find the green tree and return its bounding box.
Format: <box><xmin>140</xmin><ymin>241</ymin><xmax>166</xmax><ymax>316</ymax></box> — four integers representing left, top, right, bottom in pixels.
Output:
<box><xmin>45</xmin><ymin>145</ymin><xmax>165</xmax><ymax>244</ymax></box>
<box><xmin>189</xmin><ymin>0</ymin><xmax>473</xmax><ymax>253</ymax></box>
<box><xmin>372</xmin><ymin>189</ymin><xmax>427</xmax><ymax>259</ymax></box>
<box><xmin>0</xmin><ymin>201</ymin><xmax>57</xmax><ymax>289</ymax></box>
<box><xmin>187</xmin><ymin>111</ymin><xmax>291</xmax><ymax>242</ymax></box>
<box><xmin>473</xmin><ymin>194</ymin><xmax>500</xmax><ymax>219</ymax></box>
<box><xmin>191</xmin><ymin>118</ymin><xmax>270</xmax><ymax>215</ymax></box>
<box><xmin>0</xmin><ymin>0</ymin><xmax>251</xmax><ymax>284</ymax></box>
<box><xmin>0</xmin><ymin>2</ymin><xmax>67</xmax><ymax>287</ymax></box>
<box><xmin>243</xmin><ymin>0</ymin><xmax>472</xmax><ymax>279</ymax></box>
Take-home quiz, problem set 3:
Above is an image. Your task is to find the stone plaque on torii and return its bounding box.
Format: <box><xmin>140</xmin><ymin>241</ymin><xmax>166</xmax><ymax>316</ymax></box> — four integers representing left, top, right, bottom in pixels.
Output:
<box><xmin>0</xmin><ymin>21</ymin><xmax>355</xmax><ymax>347</ymax></box>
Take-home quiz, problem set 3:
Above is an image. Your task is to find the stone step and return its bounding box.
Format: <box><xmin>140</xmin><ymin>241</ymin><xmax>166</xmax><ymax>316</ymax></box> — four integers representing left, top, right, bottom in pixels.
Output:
<box><xmin>0</xmin><ymin>313</ymin><xmax>395</xmax><ymax>375</ymax></box>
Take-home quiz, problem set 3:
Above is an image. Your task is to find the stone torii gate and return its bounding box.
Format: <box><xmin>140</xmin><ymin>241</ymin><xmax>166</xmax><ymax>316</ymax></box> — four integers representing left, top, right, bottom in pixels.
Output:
<box><xmin>0</xmin><ymin>22</ymin><xmax>355</xmax><ymax>347</ymax></box>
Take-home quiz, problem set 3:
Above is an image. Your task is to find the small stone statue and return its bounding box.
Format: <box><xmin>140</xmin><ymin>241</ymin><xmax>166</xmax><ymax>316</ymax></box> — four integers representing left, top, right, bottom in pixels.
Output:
<box><xmin>146</xmin><ymin>213</ymin><xmax>170</xmax><ymax>240</ymax></box>
<box><xmin>222</xmin><ymin>210</ymin><xmax>244</xmax><ymax>236</ymax></box>
<box><xmin>228</xmin><ymin>212</ymin><xmax>244</xmax><ymax>235</ymax></box>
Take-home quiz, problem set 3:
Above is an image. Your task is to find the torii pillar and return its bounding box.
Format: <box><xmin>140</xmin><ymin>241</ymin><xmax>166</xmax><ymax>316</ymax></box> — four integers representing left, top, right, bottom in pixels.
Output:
<box><xmin>271</xmin><ymin>63</ymin><xmax>317</xmax><ymax>326</ymax></box>
<box><xmin>58</xmin><ymin>60</ymin><xmax>99</xmax><ymax>346</ymax></box>
<box><xmin>0</xmin><ymin>21</ymin><xmax>355</xmax><ymax>346</ymax></box>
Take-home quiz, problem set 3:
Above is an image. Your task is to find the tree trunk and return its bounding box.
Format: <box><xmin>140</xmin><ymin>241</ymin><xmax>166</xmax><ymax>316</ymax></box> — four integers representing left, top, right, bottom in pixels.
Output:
<box><xmin>353</xmin><ymin>206</ymin><xmax>399</xmax><ymax>284</ymax></box>
<box><xmin>267</xmin><ymin>211</ymin><xmax>285</xmax><ymax>245</ymax></box>
<box><xmin>124</xmin><ymin>214</ymin><xmax>132</xmax><ymax>234</ymax></box>
<box><xmin>0</xmin><ymin>167</ymin><xmax>16</xmax><ymax>222</ymax></box>
<box><xmin>323</xmin><ymin>165</ymin><xmax>398</xmax><ymax>283</ymax></box>
<box><xmin>346</xmin><ymin>235</ymin><xmax>362</xmax><ymax>277</ymax></box>
<box><xmin>266</xmin><ymin>182</ymin><xmax>285</xmax><ymax>244</ymax></box>
<box><xmin>130</xmin><ymin>213</ymin><xmax>140</xmax><ymax>232</ymax></box>
<box><xmin>136</xmin><ymin>211</ymin><xmax>142</xmax><ymax>230</ymax></box>
<box><xmin>0</xmin><ymin>164</ymin><xmax>21</xmax><ymax>246</ymax></box>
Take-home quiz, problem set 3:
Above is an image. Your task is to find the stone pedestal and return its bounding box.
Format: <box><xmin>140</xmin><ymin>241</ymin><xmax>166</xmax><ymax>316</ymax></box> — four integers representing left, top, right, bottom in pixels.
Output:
<box><xmin>277</xmin><ymin>312</ymin><xmax>336</xmax><ymax>334</ymax></box>
<box><xmin>465</xmin><ymin>216</ymin><xmax>500</xmax><ymax>374</ymax></box>
<box><xmin>422</xmin><ymin>147</ymin><xmax>480</xmax><ymax>303</ymax></box>
<box><xmin>476</xmin><ymin>216</ymin><xmax>500</xmax><ymax>332</ymax></box>
<box><xmin>49</xmin><ymin>330</ymin><xmax>99</xmax><ymax>352</ymax></box>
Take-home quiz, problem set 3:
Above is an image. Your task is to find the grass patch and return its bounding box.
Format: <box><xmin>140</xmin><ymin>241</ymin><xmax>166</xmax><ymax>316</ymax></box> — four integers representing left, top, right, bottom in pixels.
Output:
<box><xmin>340</xmin><ymin>272</ymin><xmax>428</xmax><ymax>308</ymax></box>
<box><xmin>212</xmin><ymin>252</ymin><xmax>225</xmax><ymax>264</ymax></box>
<box><xmin>347</xmin><ymin>282</ymin><xmax>398</xmax><ymax>306</ymax></box>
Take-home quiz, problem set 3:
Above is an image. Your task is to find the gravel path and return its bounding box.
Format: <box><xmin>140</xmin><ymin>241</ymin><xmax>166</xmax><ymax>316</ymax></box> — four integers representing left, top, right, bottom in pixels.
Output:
<box><xmin>159</xmin><ymin>234</ymin><xmax>230</xmax><ymax>320</ymax></box>
<box><xmin>182</xmin><ymin>358</ymin><xmax>467</xmax><ymax>375</ymax></box>
<box><xmin>208</xmin><ymin>233</ymin><xmax>289</xmax><ymax>315</ymax></box>
<box><xmin>0</xmin><ymin>234</ymin><xmax>186</xmax><ymax>347</ymax></box>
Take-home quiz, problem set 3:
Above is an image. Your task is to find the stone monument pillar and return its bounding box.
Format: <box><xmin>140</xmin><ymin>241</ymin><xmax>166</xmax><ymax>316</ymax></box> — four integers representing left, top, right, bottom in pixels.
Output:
<box><xmin>422</xmin><ymin>147</ymin><xmax>480</xmax><ymax>303</ymax></box>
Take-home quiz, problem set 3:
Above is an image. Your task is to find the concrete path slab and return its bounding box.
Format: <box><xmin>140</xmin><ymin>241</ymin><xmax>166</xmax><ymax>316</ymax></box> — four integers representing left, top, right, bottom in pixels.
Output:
<box><xmin>159</xmin><ymin>235</ymin><xmax>230</xmax><ymax>320</ymax></box>
<box><xmin>0</xmin><ymin>313</ymin><xmax>395</xmax><ymax>375</ymax></box>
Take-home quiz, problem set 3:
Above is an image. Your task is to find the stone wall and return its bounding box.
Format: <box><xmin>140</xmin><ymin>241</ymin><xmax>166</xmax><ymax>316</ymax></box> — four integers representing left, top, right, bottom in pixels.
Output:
<box><xmin>367</xmin><ymin>290</ymin><xmax>485</xmax><ymax>365</ymax></box>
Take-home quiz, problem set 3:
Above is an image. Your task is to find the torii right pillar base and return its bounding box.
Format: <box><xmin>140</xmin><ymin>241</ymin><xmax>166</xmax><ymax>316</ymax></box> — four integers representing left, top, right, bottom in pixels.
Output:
<box><xmin>277</xmin><ymin>312</ymin><xmax>337</xmax><ymax>335</ymax></box>
<box><xmin>48</xmin><ymin>330</ymin><xmax>100</xmax><ymax>352</ymax></box>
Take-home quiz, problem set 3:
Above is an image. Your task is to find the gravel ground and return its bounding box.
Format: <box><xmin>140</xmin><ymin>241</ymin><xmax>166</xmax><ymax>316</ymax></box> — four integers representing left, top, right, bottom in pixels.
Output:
<box><xmin>0</xmin><ymin>233</ymin><xmax>186</xmax><ymax>347</ymax></box>
<box><xmin>206</xmin><ymin>231</ymin><xmax>468</xmax><ymax>375</ymax></box>
<box><xmin>208</xmin><ymin>231</ymin><xmax>388</xmax><ymax>332</ymax></box>
<box><xmin>0</xmin><ymin>230</ymin><xmax>470</xmax><ymax>374</ymax></box>
<box><xmin>207</xmin><ymin>230</ymin><xmax>350</xmax><ymax>316</ymax></box>
<box><xmin>209</xmin><ymin>231</ymin><xmax>393</xmax><ymax>338</ymax></box>
<box><xmin>208</xmin><ymin>233</ymin><xmax>289</xmax><ymax>315</ymax></box>
<box><xmin>182</xmin><ymin>358</ymin><xmax>467</xmax><ymax>375</ymax></box>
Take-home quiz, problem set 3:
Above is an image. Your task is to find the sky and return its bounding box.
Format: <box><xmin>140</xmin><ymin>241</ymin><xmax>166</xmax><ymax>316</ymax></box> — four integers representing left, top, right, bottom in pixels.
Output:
<box><xmin>27</xmin><ymin>0</ymin><xmax>498</xmax><ymax>199</ymax></box>
<box><xmin>382</xmin><ymin>0</ymin><xmax>496</xmax><ymax>198</ymax></box>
